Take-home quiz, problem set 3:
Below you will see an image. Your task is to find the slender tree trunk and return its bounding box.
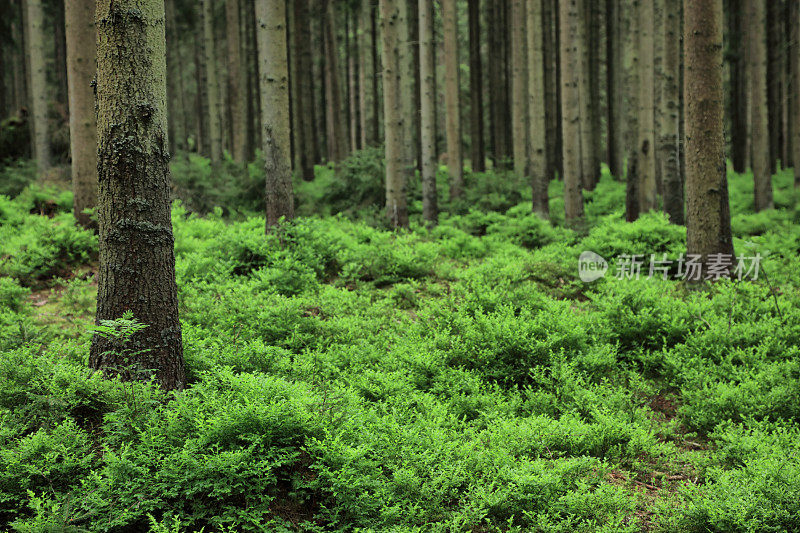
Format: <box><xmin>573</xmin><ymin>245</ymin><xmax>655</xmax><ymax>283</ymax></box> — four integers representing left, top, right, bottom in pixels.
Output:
<box><xmin>578</xmin><ymin>0</ymin><xmax>600</xmax><ymax>189</ymax></box>
<box><xmin>193</xmin><ymin>30</ymin><xmax>207</xmax><ymax>154</ymax></box>
<box><xmin>443</xmin><ymin>0</ymin><xmax>463</xmax><ymax>198</ymax></box>
<box><xmin>372</xmin><ymin>3</ymin><xmax>381</xmax><ymax>144</ymax></box>
<box><xmin>638</xmin><ymin>0</ymin><xmax>657</xmax><ymax>212</ymax></box>
<box><xmin>606</xmin><ymin>0</ymin><xmax>623</xmax><ymax>177</ymax></box>
<box><xmin>24</xmin><ymin>0</ymin><xmax>51</xmax><ymax>171</ymax></box>
<box><xmin>359</xmin><ymin>0</ymin><xmax>375</xmax><ymax>147</ymax></box>
<box><xmin>226</xmin><ymin>0</ymin><xmax>247</xmax><ymax>162</ymax></box>
<box><xmin>527</xmin><ymin>0</ymin><xmax>548</xmax><ymax>218</ymax></box>
<box><xmin>543</xmin><ymin>0</ymin><xmax>560</xmax><ymax>180</ymax></box>
<box><xmin>560</xmin><ymin>0</ymin><xmax>584</xmax><ymax>223</ymax></box>
<box><xmin>256</xmin><ymin>0</ymin><xmax>294</xmax><ymax>226</ymax></box>
<box><xmin>510</xmin><ymin>0</ymin><xmax>528</xmax><ymax>180</ymax></box>
<box><xmin>684</xmin><ymin>0</ymin><xmax>735</xmax><ymax>266</ymax></box>
<box><xmin>11</xmin><ymin>9</ymin><xmax>27</xmax><ymax>114</ymax></box>
<box><xmin>53</xmin><ymin>0</ymin><xmax>68</xmax><ymax>109</ymax></box>
<box><xmin>419</xmin><ymin>0</ymin><xmax>438</xmax><ymax>224</ymax></box>
<box><xmin>623</xmin><ymin>0</ymin><xmax>640</xmax><ymax>221</ymax></box>
<box><xmin>728</xmin><ymin>0</ymin><xmax>747</xmax><ymax>173</ymax></box>
<box><xmin>381</xmin><ymin>0</ymin><xmax>409</xmax><ymax>227</ymax></box>
<box><xmin>65</xmin><ymin>0</ymin><xmax>97</xmax><ymax>228</ymax></box>
<box><xmin>661</xmin><ymin>0</ymin><xmax>683</xmax><ymax>224</ymax></box>
<box><xmin>397</xmin><ymin>0</ymin><xmax>416</xmax><ymax>172</ymax></box>
<box><xmin>747</xmin><ymin>0</ymin><xmax>773</xmax><ymax>210</ymax></box>
<box><xmin>165</xmin><ymin>0</ymin><xmax>186</xmax><ymax>153</ymax></box>
<box><xmin>293</xmin><ymin>0</ymin><xmax>317</xmax><ymax>176</ymax></box>
<box><xmin>468</xmin><ymin>0</ymin><xmax>485</xmax><ymax>172</ymax></box>
<box><xmin>324</xmin><ymin>0</ymin><xmax>348</xmax><ymax>162</ymax></box>
<box><xmin>346</xmin><ymin>13</ymin><xmax>359</xmax><ymax>152</ymax></box>
<box><xmin>202</xmin><ymin>0</ymin><xmax>223</xmax><ymax>161</ymax></box>
<box><xmin>488</xmin><ymin>0</ymin><xmax>508</xmax><ymax>168</ymax></box>
<box><xmin>791</xmin><ymin>0</ymin><xmax>800</xmax><ymax>187</ymax></box>
<box><xmin>92</xmin><ymin>0</ymin><xmax>185</xmax><ymax>391</ymax></box>
<box><xmin>766</xmin><ymin>0</ymin><xmax>782</xmax><ymax>173</ymax></box>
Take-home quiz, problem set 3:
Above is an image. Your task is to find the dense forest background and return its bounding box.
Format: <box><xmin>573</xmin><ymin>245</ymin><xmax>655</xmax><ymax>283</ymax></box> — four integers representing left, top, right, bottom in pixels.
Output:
<box><xmin>1</xmin><ymin>0</ymin><xmax>800</xmax><ymax>531</ymax></box>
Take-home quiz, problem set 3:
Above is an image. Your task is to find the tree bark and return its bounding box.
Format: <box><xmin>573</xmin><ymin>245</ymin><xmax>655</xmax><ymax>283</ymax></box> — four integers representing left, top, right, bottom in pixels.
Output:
<box><xmin>380</xmin><ymin>0</ymin><xmax>409</xmax><ymax>228</ymax></box>
<box><xmin>791</xmin><ymin>0</ymin><xmax>800</xmax><ymax>187</ymax></box>
<box><xmin>660</xmin><ymin>0</ymin><xmax>683</xmax><ymax>224</ymax></box>
<box><xmin>419</xmin><ymin>0</ymin><xmax>438</xmax><ymax>225</ymax></box>
<box><xmin>92</xmin><ymin>0</ymin><xmax>185</xmax><ymax>391</ymax></box>
<box><xmin>727</xmin><ymin>0</ymin><xmax>747</xmax><ymax>173</ymax></box>
<box><xmin>53</xmin><ymin>0</ymin><xmax>68</xmax><ymax>109</ymax></box>
<box><xmin>23</xmin><ymin>0</ymin><xmax>51</xmax><ymax>171</ymax></box>
<box><xmin>468</xmin><ymin>0</ymin><xmax>485</xmax><ymax>172</ymax></box>
<box><xmin>256</xmin><ymin>0</ymin><xmax>294</xmax><ymax>227</ymax></box>
<box><xmin>747</xmin><ymin>0</ymin><xmax>773</xmax><ymax>210</ymax></box>
<box><xmin>560</xmin><ymin>0</ymin><xmax>584</xmax><ymax>224</ymax></box>
<box><xmin>65</xmin><ymin>0</ymin><xmax>97</xmax><ymax>228</ymax></box>
<box><xmin>165</xmin><ymin>0</ymin><xmax>186</xmax><ymax>153</ymax></box>
<box><xmin>398</xmin><ymin>0</ymin><xmax>416</xmax><ymax>173</ymax></box>
<box><xmin>766</xmin><ymin>0</ymin><xmax>782</xmax><ymax>174</ymax></box>
<box><xmin>638</xmin><ymin>0</ymin><xmax>657</xmax><ymax>212</ymax></box>
<box><xmin>324</xmin><ymin>0</ymin><xmax>348</xmax><ymax>162</ymax></box>
<box><xmin>443</xmin><ymin>0</ymin><xmax>463</xmax><ymax>198</ymax></box>
<box><xmin>488</xmin><ymin>0</ymin><xmax>509</xmax><ymax>168</ymax></box>
<box><xmin>527</xmin><ymin>0</ymin><xmax>548</xmax><ymax>218</ymax></box>
<box><xmin>202</xmin><ymin>0</ymin><xmax>223</xmax><ymax>161</ymax></box>
<box><xmin>684</xmin><ymin>0</ymin><xmax>735</xmax><ymax>265</ymax></box>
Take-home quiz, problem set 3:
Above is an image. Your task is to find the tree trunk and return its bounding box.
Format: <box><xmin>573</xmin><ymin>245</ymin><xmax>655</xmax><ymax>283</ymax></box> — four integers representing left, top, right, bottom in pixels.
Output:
<box><xmin>324</xmin><ymin>1</ymin><xmax>348</xmax><ymax>162</ymax></box>
<box><xmin>510</xmin><ymin>0</ymin><xmax>528</xmax><ymax>181</ymax></box>
<box><xmin>684</xmin><ymin>0</ymin><xmax>735</xmax><ymax>266</ymax></box>
<box><xmin>527</xmin><ymin>0</ymin><xmax>548</xmax><ymax>218</ymax></box>
<box><xmin>766</xmin><ymin>0</ymin><xmax>782</xmax><ymax>173</ymax></box>
<box><xmin>397</xmin><ymin>0</ymin><xmax>416</xmax><ymax>173</ymax></box>
<box><xmin>92</xmin><ymin>0</ymin><xmax>185</xmax><ymax>391</ymax></box>
<box><xmin>359</xmin><ymin>0</ymin><xmax>375</xmax><ymax>147</ymax></box>
<box><xmin>488</xmin><ymin>0</ymin><xmax>508</xmax><ymax>168</ymax></box>
<box><xmin>747</xmin><ymin>0</ymin><xmax>773</xmax><ymax>210</ymax></box>
<box><xmin>578</xmin><ymin>0</ymin><xmax>600</xmax><ymax>189</ymax></box>
<box><xmin>11</xmin><ymin>8</ymin><xmax>27</xmax><ymax>114</ymax></box>
<box><xmin>226</xmin><ymin>0</ymin><xmax>247</xmax><ymax>162</ymax></box>
<box><xmin>791</xmin><ymin>0</ymin><xmax>800</xmax><ymax>187</ymax></box>
<box><xmin>256</xmin><ymin>0</ymin><xmax>294</xmax><ymax>227</ymax></box>
<box><xmin>293</xmin><ymin>0</ymin><xmax>317</xmax><ymax>176</ymax></box>
<box><xmin>544</xmin><ymin>0</ymin><xmax>560</xmax><ymax>180</ymax></box>
<box><xmin>165</xmin><ymin>0</ymin><xmax>186</xmax><ymax>153</ymax></box>
<box><xmin>468</xmin><ymin>0</ymin><xmax>485</xmax><ymax>172</ymax></box>
<box><xmin>622</xmin><ymin>0</ymin><xmax>639</xmax><ymax>221</ymax></box>
<box><xmin>660</xmin><ymin>0</ymin><xmax>683</xmax><ymax>224</ymax></box>
<box><xmin>346</xmin><ymin>12</ymin><xmax>359</xmax><ymax>152</ymax></box>
<box><xmin>53</xmin><ymin>0</ymin><xmax>68</xmax><ymax>109</ymax></box>
<box><xmin>560</xmin><ymin>0</ymin><xmax>584</xmax><ymax>223</ymax></box>
<box><xmin>419</xmin><ymin>0</ymin><xmax>438</xmax><ymax>224</ymax></box>
<box><xmin>606</xmin><ymin>0</ymin><xmax>623</xmax><ymax>177</ymax></box>
<box><xmin>728</xmin><ymin>0</ymin><xmax>747</xmax><ymax>173</ymax></box>
<box><xmin>380</xmin><ymin>0</ymin><xmax>409</xmax><ymax>228</ymax></box>
<box><xmin>638</xmin><ymin>0</ymin><xmax>657</xmax><ymax>212</ymax></box>
<box><xmin>443</xmin><ymin>0</ymin><xmax>463</xmax><ymax>198</ymax></box>
<box><xmin>24</xmin><ymin>0</ymin><xmax>51</xmax><ymax>171</ymax></box>
<box><xmin>202</xmin><ymin>0</ymin><xmax>223</xmax><ymax>161</ymax></box>
<box><xmin>193</xmin><ymin>30</ymin><xmax>207</xmax><ymax>155</ymax></box>
<box><xmin>65</xmin><ymin>0</ymin><xmax>97</xmax><ymax>228</ymax></box>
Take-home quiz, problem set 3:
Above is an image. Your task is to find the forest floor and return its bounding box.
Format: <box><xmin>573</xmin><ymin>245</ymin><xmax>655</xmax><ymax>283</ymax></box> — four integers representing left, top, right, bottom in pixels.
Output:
<box><xmin>1</xmin><ymin>162</ymin><xmax>799</xmax><ymax>532</ymax></box>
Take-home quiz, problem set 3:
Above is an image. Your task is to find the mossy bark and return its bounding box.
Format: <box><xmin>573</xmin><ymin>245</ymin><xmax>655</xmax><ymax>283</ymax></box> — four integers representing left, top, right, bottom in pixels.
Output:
<box><xmin>64</xmin><ymin>0</ymin><xmax>97</xmax><ymax>228</ymax></box>
<box><xmin>256</xmin><ymin>0</ymin><xmax>294</xmax><ymax>227</ymax></box>
<box><xmin>92</xmin><ymin>0</ymin><xmax>185</xmax><ymax>391</ymax></box>
<box><xmin>684</xmin><ymin>0</ymin><xmax>735</xmax><ymax>265</ymax></box>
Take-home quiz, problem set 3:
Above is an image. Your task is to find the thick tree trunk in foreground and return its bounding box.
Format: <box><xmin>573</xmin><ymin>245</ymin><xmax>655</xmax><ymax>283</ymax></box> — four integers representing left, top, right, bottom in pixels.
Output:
<box><xmin>468</xmin><ymin>0</ymin><xmax>485</xmax><ymax>172</ymax></box>
<box><xmin>527</xmin><ymin>0</ymin><xmax>548</xmax><ymax>218</ymax></box>
<box><xmin>419</xmin><ymin>0</ymin><xmax>438</xmax><ymax>225</ymax></box>
<box><xmin>560</xmin><ymin>0</ymin><xmax>584</xmax><ymax>223</ymax></box>
<box><xmin>227</xmin><ymin>0</ymin><xmax>247</xmax><ymax>162</ymax></box>
<box><xmin>381</xmin><ymin>0</ymin><xmax>409</xmax><ymax>228</ymax></box>
<box><xmin>202</xmin><ymin>0</ymin><xmax>223</xmax><ymax>161</ymax></box>
<box><xmin>256</xmin><ymin>0</ymin><xmax>294</xmax><ymax>227</ymax></box>
<box><xmin>65</xmin><ymin>0</ymin><xmax>97</xmax><ymax>228</ymax></box>
<box><xmin>24</xmin><ymin>0</ymin><xmax>51</xmax><ymax>171</ymax></box>
<box><xmin>638</xmin><ymin>0</ymin><xmax>657</xmax><ymax>212</ymax></box>
<box><xmin>92</xmin><ymin>0</ymin><xmax>185</xmax><ymax>391</ymax></box>
<box><xmin>661</xmin><ymin>0</ymin><xmax>683</xmax><ymax>224</ymax></box>
<box><xmin>747</xmin><ymin>0</ymin><xmax>773</xmax><ymax>211</ymax></box>
<box><xmin>684</xmin><ymin>0</ymin><xmax>734</xmax><ymax>265</ymax></box>
<box><xmin>443</xmin><ymin>0</ymin><xmax>463</xmax><ymax>198</ymax></box>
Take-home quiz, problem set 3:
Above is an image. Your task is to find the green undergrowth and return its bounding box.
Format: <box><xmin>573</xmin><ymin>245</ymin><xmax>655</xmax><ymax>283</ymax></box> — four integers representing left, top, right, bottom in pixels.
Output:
<box><xmin>0</xmin><ymin>163</ymin><xmax>799</xmax><ymax>532</ymax></box>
